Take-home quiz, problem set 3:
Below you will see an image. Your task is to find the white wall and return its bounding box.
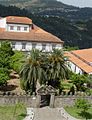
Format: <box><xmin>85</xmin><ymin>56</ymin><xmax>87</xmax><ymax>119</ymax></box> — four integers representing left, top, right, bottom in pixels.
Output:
<box><xmin>69</xmin><ymin>61</ymin><xmax>83</xmax><ymax>74</ymax></box>
<box><xmin>56</xmin><ymin>44</ymin><xmax>63</xmax><ymax>49</ymax></box>
<box><xmin>36</xmin><ymin>43</ymin><xmax>42</xmax><ymax>50</ymax></box>
<box><xmin>11</xmin><ymin>41</ymin><xmax>63</xmax><ymax>52</ymax></box>
<box><xmin>0</xmin><ymin>18</ymin><xmax>6</xmax><ymax>28</ymax></box>
<box><xmin>7</xmin><ymin>24</ymin><xmax>30</xmax><ymax>32</ymax></box>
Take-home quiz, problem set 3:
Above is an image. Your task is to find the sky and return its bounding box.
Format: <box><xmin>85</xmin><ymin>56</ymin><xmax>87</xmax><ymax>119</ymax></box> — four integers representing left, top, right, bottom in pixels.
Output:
<box><xmin>57</xmin><ymin>0</ymin><xmax>92</xmax><ymax>8</ymax></box>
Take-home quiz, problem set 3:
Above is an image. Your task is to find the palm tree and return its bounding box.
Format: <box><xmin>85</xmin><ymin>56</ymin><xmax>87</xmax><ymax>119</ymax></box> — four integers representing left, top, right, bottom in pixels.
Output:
<box><xmin>20</xmin><ymin>49</ymin><xmax>46</xmax><ymax>94</ymax></box>
<box><xmin>46</xmin><ymin>49</ymin><xmax>68</xmax><ymax>88</ymax></box>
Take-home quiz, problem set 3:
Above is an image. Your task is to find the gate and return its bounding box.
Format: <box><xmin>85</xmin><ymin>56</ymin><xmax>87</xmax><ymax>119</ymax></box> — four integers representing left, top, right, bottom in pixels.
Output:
<box><xmin>40</xmin><ymin>95</ymin><xmax>51</xmax><ymax>107</ymax></box>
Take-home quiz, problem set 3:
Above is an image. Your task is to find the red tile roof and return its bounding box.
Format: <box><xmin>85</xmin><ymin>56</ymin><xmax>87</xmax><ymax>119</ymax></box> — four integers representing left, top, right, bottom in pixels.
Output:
<box><xmin>66</xmin><ymin>49</ymin><xmax>92</xmax><ymax>74</ymax></box>
<box><xmin>0</xmin><ymin>24</ymin><xmax>63</xmax><ymax>44</ymax></box>
<box><xmin>71</xmin><ymin>48</ymin><xmax>92</xmax><ymax>63</ymax></box>
<box><xmin>6</xmin><ymin>16</ymin><xmax>32</xmax><ymax>25</ymax></box>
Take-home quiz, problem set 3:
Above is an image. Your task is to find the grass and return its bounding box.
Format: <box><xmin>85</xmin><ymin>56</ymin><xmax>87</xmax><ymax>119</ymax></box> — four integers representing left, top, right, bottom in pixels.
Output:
<box><xmin>0</xmin><ymin>103</ymin><xmax>26</xmax><ymax>120</ymax></box>
<box><xmin>65</xmin><ymin>106</ymin><xmax>92</xmax><ymax>120</ymax></box>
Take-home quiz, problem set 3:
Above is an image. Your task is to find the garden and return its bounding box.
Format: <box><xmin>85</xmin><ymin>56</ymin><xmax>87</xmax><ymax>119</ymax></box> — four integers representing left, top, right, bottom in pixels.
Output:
<box><xmin>0</xmin><ymin>41</ymin><xmax>92</xmax><ymax>119</ymax></box>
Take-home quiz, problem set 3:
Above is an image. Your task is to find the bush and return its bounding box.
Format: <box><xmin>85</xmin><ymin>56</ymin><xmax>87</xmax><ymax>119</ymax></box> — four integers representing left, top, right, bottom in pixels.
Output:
<box><xmin>70</xmin><ymin>74</ymin><xmax>88</xmax><ymax>91</ymax></box>
<box><xmin>11</xmin><ymin>51</ymin><xmax>26</xmax><ymax>73</ymax></box>
<box><xmin>75</xmin><ymin>98</ymin><xmax>91</xmax><ymax>112</ymax></box>
<box><xmin>0</xmin><ymin>68</ymin><xmax>10</xmax><ymax>86</ymax></box>
<box><xmin>0</xmin><ymin>41</ymin><xmax>14</xmax><ymax>69</ymax></box>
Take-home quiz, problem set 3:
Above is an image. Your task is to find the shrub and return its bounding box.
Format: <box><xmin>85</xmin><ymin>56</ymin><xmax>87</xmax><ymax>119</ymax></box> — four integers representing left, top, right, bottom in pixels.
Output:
<box><xmin>11</xmin><ymin>51</ymin><xmax>26</xmax><ymax>73</ymax></box>
<box><xmin>70</xmin><ymin>74</ymin><xmax>88</xmax><ymax>91</ymax></box>
<box><xmin>0</xmin><ymin>68</ymin><xmax>10</xmax><ymax>86</ymax></box>
<box><xmin>75</xmin><ymin>98</ymin><xmax>91</xmax><ymax>113</ymax></box>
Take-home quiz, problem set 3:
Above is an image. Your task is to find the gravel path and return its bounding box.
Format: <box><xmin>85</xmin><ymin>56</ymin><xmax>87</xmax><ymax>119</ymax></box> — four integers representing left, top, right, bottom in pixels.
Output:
<box><xmin>33</xmin><ymin>107</ymin><xmax>66</xmax><ymax>120</ymax></box>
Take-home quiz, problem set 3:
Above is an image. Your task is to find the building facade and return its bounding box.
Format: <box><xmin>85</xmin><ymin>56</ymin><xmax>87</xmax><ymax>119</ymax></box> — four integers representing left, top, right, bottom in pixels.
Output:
<box><xmin>0</xmin><ymin>16</ymin><xmax>63</xmax><ymax>52</ymax></box>
<box><xmin>66</xmin><ymin>48</ymin><xmax>92</xmax><ymax>75</ymax></box>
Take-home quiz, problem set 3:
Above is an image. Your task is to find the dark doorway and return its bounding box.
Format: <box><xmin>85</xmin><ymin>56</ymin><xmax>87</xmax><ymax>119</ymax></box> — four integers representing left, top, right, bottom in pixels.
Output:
<box><xmin>40</xmin><ymin>95</ymin><xmax>51</xmax><ymax>107</ymax></box>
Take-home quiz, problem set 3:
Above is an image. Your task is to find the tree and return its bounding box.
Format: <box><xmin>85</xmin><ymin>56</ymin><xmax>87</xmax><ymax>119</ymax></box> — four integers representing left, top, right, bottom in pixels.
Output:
<box><xmin>20</xmin><ymin>49</ymin><xmax>69</xmax><ymax>94</ymax></box>
<box><xmin>20</xmin><ymin>49</ymin><xmax>46</xmax><ymax>94</ymax></box>
<box><xmin>46</xmin><ymin>49</ymin><xmax>68</xmax><ymax>88</ymax></box>
<box><xmin>0</xmin><ymin>41</ymin><xmax>14</xmax><ymax>69</ymax></box>
<box><xmin>0</xmin><ymin>41</ymin><xmax>13</xmax><ymax>86</ymax></box>
<box><xmin>11</xmin><ymin>51</ymin><xmax>26</xmax><ymax>73</ymax></box>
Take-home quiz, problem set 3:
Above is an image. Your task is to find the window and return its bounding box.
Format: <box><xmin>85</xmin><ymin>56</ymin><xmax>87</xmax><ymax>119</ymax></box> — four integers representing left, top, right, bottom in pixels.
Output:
<box><xmin>52</xmin><ymin>44</ymin><xmax>56</xmax><ymax>49</ymax></box>
<box><xmin>42</xmin><ymin>43</ymin><xmax>46</xmax><ymax>51</ymax></box>
<box><xmin>17</xmin><ymin>26</ymin><xmax>21</xmax><ymax>31</ymax></box>
<box><xmin>24</xmin><ymin>27</ymin><xmax>27</xmax><ymax>31</ymax></box>
<box><xmin>10</xmin><ymin>26</ymin><xmax>14</xmax><ymax>30</ymax></box>
<box><xmin>22</xmin><ymin>42</ymin><xmax>26</xmax><ymax>50</ymax></box>
<box><xmin>32</xmin><ymin>43</ymin><xmax>36</xmax><ymax>49</ymax></box>
<box><xmin>12</xmin><ymin>42</ymin><xmax>16</xmax><ymax>49</ymax></box>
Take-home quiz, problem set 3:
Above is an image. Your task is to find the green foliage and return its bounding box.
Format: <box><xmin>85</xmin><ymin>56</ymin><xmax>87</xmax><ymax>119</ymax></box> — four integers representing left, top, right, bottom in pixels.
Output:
<box><xmin>70</xmin><ymin>74</ymin><xmax>88</xmax><ymax>91</ymax></box>
<box><xmin>20</xmin><ymin>49</ymin><xmax>46</xmax><ymax>94</ymax></box>
<box><xmin>0</xmin><ymin>68</ymin><xmax>10</xmax><ymax>86</ymax></box>
<box><xmin>46</xmin><ymin>49</ymin><xmax>68</xmax><ymax>89</ymax></box>
<box><xmin>87</xmin><ymin>74</ymin><xmax>92</xmax><ymax>88</ymax></box>
<box><xmin>75</xmin><ymin>99</ymin><xmax>91</xmax><ymax>113</ymax></box>
<box><xmin>0</xmin><ymin>104</ymin><xmax>26</xmax><ymax>120</ymax></box>
<box><xmin>20</xmin><ymin>49</ymin><xmax>68</xmax><ymax>93</ymax></box>
<box><xmin>61</xmin><ymin>81</ymin><xmax>73</xmax><ymax>90</ymax></box>
<box><xmin>65</xmin><ymin>106</ymin><xmax>92</xmax><ymax>119</ymax></box>
<box><xmin>0</xmin><ymin>41</ymin><xmax>14</xmax><ymax>69</ymax></box>
<box><xmin>0</xmin><ymin>41</ymin><xmax>13</xmax><ymax>86</ymax></box>
<box><xmin>64</xmin><ymin>46</ymin><xmax>79</xmax><ymax>51</ymax></box>
<box><xmin>11</xmin><ymin>51</ymin><xmax>26</xmax><ymax>73</ymax></box>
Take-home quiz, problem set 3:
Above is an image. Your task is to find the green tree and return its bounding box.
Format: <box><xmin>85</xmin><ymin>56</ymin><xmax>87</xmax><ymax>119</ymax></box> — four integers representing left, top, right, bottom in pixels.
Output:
<box><xmin>0</xmin><ymin>41</ymin><xmax>14</xmax><ymax>69</ymax></box>
<box><xmin>0</xmin><ymin>41</ymin><xmax>13</xmax><ymax>86</ymax></box>
<box><xmin>11</xmin><ymin>51</ymin><xmax>26</xmax><ymax>73</ymax></box>
<box><xmin>20</xmin><ymin>49</ymin><xmax>46</xmax><ymax>94</ymax></box>
<box><xmin>46</xmin><ymin>49</ymin><xmax>68</xmax><ymax>88</ymax></box>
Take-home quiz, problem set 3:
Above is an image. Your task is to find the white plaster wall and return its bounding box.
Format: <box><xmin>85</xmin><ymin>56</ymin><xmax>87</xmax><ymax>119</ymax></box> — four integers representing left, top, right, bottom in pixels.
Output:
<box><xmin>68</xmin><ymin>61</ymin><xmax>83</xmax><ymax>74</ymax></box>
<box><xmin>11</xmin><ymin>41</ymin><xmax>63</xmax><ymax>53</ymax></box>
<box><xmin>7</xmin><ymin>24</ymin><xmax>30</xmax><ymax>32</ymax></box>
<box><xmin>15</xmin><ymin>42</ymin><xmax>22</xmax><ymax>50</ymax></box>
<box><xmin>26</xmin><ymin>42</ymin><xmax>32</xmax><ymax>51</ymax></box>
<box><xmin>89</xmin><ymin>72</ymin><xmax>92</xmax><ymax>75</ymax></box>
<box><xmin>36</xmin><ymin>43</ymin><xmax>42</xmax><ymax>50</ymax></box>
<box><xmin>0</xmin><ymin>18</ymin><xmax>6</xmax><ymax>28</ymax></box>
<box><xmin>69</xmin><ymin>62</ymin><xmax>76</xmax><ymax>72</ymax></box>
<box><xmin>45</xmin><ymin>43</ymin><xmax>52</xmax><ymax>52</ymax></box>
<box><xmin>76</xmin><ymin>66</ymin><xmax>81</xmax><ymax>74</ymax></box>
<box><xmin>55</xmin><ymin>44</ymin><xmax>62</xmax><ymax>49</ymax></box>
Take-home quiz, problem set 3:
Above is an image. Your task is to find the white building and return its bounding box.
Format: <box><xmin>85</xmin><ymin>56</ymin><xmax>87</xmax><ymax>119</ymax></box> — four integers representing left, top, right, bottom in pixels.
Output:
<box><xmin>0</xmin><ymin>16</ymin><xmax>63</xmax><ymax>52</ymax></box>
<box><xmin>66</xmin><ymin>48</ymin><xmax>92</xmax><ymax>75</ymax></box>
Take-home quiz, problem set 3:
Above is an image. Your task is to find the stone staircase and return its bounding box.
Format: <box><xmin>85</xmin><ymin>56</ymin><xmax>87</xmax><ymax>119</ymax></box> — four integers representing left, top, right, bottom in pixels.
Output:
<box><xmin>33</xmin><ymin>107</ymin><xmax>66</xmax><ymax>120</ymax></box>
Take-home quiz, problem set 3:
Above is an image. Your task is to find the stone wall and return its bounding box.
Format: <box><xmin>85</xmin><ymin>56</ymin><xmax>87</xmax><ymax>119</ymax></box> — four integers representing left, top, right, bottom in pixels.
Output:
<box><xmin>0</xmin><ymin>94</ymin><xmax>92</xmax><ymax>108</ymax></box>
<box><xmin>54</xmin><ymin>95</ymin><xmax>92</xmax><ymax>108</ymax></box>
<box><xmin>0</xmin><ymin>95</ymin><xmax>37</xmax><ymax>107</ymax></box>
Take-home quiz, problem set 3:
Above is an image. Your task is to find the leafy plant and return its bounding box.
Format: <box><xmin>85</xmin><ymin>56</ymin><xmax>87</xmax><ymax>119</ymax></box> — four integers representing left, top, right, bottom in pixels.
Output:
<box><xmin>75</xmin><ymin>98</ymin><xmax>91</xmax><ymax>119</ymax></box>
<box><xmin>70</xmin><ymin>74</ymin><xmax>88</xmax><ymax>91</ymax></box>
<box><xmin>0</xmin><ymin>68</ymin><xmax>10</xmax><ymax>86</ymax></box>
<box><xmin>11</xmin><ymin>51</ymin><xmax>26</xmax><ymax>72</ymax></box>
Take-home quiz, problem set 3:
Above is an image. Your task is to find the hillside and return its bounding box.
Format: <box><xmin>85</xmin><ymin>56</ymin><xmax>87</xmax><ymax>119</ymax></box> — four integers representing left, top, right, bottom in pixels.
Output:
<box><xmin>0</xmin><ymin>0</ymin><xmax>92</xmax><ymax>21</ymax></box>
<box><xmin>0</xmin><ymin>5</ymin><xmax>92</xmax><ymax>48</ymax></box>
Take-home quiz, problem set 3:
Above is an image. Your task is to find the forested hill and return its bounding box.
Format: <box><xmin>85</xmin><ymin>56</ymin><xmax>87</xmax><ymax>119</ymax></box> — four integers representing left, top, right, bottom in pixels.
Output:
<box><xmin>0</xmin><ymin>0</ymin><xmax>92</xmax><ymax>21</ymax></box>
<box><xmin>0</xmin><ymin>5</ymin><xmax>92</xmax><ymax>49</ymax></box>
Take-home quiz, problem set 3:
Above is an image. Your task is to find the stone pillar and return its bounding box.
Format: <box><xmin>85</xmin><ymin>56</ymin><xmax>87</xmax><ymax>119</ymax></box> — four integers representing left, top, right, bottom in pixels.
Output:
<box><xmin>36</xmin><ymin>94</ymin><xmax>41</xmax><ymax>108</ymax></box>
<box><xmin>50</xmin><ymin>93</ymin><xmax>55</xmax><ymax>108</ymax></box>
